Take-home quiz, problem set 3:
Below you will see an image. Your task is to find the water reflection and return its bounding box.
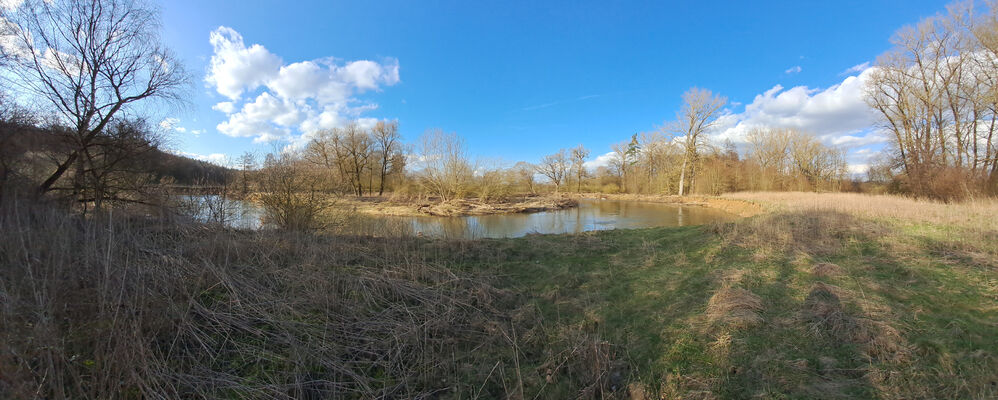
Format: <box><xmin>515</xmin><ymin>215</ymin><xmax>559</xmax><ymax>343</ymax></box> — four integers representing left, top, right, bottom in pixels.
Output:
<box><xmin>186</xmin><ymin>197</ymin><xmax>734</xmax><ymax>239</ymax></box>
<box><xmin>403</xmin><ymin>199</ymin><xmax>733</xmax><ymax>239</ymax></box>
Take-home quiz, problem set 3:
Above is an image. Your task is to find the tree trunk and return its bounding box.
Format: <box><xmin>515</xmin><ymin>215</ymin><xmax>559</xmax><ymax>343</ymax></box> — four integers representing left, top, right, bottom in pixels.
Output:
<box><xmin>678</xmin><ymin>157</ymin><xmax>688</xmax><ymax>196</ymax></box>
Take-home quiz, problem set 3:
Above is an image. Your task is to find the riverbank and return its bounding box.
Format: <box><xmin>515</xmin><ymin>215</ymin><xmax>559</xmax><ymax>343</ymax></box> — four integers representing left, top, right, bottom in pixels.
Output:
<box><xmin>333</xmin><ymin>195</ymin><xmax>579</xmax><ymax>216</ymax></box>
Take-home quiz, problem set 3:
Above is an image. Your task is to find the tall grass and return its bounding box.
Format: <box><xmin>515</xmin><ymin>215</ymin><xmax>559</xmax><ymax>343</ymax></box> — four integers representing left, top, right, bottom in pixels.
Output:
<box><xmin>0</xmin><ymin>200</ymin><xmax>517</xmax><ymax>399</ymax></box>
<box><xmin>723</xmin><ymin>191</ymin><xmax>998</xmax><ymax>230</ymax></box>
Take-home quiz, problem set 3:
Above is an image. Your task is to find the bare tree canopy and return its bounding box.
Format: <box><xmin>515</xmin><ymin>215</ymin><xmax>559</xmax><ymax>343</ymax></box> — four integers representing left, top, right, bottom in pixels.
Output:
<box><xmin>670</xmin><ymin>87</ymin><xmax>727</xmax><ymax>196</ymax></box>
<box><xmin>865</xmin><ymin>0</ymin><xmax>998</xmax><ymax>198</ymax></box>
<box><xmin>536</xmin><ymin>149</ymin><xmax>569</xmax><ymax>193</ymax></box>
<box><xmin>1</xmin><ymin>0</ymin><xmax>188</xmax><ymax>197</ymax></box>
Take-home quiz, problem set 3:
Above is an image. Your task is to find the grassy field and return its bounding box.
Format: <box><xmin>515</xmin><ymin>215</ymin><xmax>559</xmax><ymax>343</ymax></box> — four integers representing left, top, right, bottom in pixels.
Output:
<box><xmin>2</xmin><ymin>192</ymin><xmax>996</xmax><ymax>398</ymax></box>
<box><xmin>439</xmin><ymin>192</ymin><xmax>998</xmax><ymax>398</ymax></box>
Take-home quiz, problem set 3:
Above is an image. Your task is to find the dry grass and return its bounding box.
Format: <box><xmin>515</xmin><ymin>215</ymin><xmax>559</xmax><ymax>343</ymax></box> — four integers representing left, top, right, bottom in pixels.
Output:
<box><xmin>0</xmin><ymin>201</ymin><xmax>521</xmax><ymax>399</ymax></box>
<box><xmin>723</xmin><ymin>191</ymin><xmax>998</xmax><ymax>231</ymax></box>
<box><xmin>705</xmin><ymin>287</ymin><xmax>764</xmax><ymax>329</ymax></box>
<box><xmin>811</xmin><ymin>262</ymin><xmax>843</xmax><ymax>277</ymax></box>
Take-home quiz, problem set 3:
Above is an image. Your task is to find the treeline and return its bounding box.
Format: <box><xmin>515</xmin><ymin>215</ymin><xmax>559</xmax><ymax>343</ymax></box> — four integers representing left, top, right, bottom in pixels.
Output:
<box><xmin>865</xmin><ymin>1</ymin><xmax>998</xmax><ymax>200</ymax></box>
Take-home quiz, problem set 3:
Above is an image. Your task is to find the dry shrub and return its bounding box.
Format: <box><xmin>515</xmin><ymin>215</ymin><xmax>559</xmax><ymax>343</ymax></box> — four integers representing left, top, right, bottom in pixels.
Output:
<box><xmin>537</xmin><ymin>330</ymin><xmax>626</xmax><ymax>398</ymax></box>
<box><xmin>0</xmin><ymin>202</ymin><xmax>517</xmax><ymax>399</ymax></box>
<box><xmin>706</xmin><ymin>287</ymin><xmax>764</xmax><ymax>329</ymax></box>
<box><xmin>812</xmin><ymin>262</ymin><xmax>844</xmax><ymax>277</ymax></box>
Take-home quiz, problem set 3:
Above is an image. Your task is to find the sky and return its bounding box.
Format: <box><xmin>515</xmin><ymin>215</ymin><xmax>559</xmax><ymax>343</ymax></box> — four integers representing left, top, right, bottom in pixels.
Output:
<box><xmin>156</xmin><ymin>0</ymin><xmax>953</xmax><ymax>173</ymax></box>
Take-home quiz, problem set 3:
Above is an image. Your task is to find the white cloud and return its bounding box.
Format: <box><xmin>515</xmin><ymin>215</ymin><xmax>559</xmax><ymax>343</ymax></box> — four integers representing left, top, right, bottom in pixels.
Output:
<box><xmin>583</xmin><ymin>151</ymin><xmax>616</xmax><ymax>171</ymax></box>
<box><xmin>159</xmin><ymin>117</ymin><xmax>204</xmax><ymax>136</ymax></box>
<box><xmin>205</xmin><ymin>26</ymin><xmax>282</xmax><ymax>101</ymax></box>
<box><xmin>842</xmin><ymin>61</ymin><xmax>870</xmax><ymax>75</ymax></box>
<box><xmin>712</xmin><ymin>66</ymin><xmax>880</xmax><ymax>146</ymax></box>
<box><xmin>159</xmin><ymin>117</ymin><xmax>180</xmax><ymax>131</ymax></box>
<box><xmin>784</xmin><ymin>65</ymin><xmax>802</xmax><ymax>74</ymax></box>
<box><xmin>709</xmin><ymin>65</ymin><xmax>885</xmax><ymax>173</ymax></box>
<box><xmin>205</xmin><ymin>27</ymin><xmax>400</xmax><ymax>143</ymax></box>
<box><xmin>169</xmin><ymin>150</ymin><xmax>230</xmax><ymax>167</ymax></box>
<box><xmin>212</xmin><ymin>101</ymin><xmax>236</xmax><ymax>114</ymax></box>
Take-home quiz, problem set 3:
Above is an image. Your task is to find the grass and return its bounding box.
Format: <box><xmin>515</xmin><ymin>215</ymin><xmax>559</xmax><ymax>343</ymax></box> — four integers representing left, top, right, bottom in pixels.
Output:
<box><xmin>2</xmin><ymin>192</ymin><xmax>996</xmax><ymax>398</ymax></box>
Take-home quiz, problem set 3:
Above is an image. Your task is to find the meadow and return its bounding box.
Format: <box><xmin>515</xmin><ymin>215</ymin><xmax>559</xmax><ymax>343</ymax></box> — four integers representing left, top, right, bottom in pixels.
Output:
<box><xmin>3</xmin><ymin>192</ymin><xmax>995</xmax><ymax>399</ymax></box>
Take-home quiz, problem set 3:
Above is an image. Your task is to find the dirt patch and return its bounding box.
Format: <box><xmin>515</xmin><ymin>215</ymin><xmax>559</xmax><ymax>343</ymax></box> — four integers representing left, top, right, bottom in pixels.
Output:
<box><xmin>706</xmin><ymin>287</ymin><xmax>764</xmax><ymax>329</ymax></box>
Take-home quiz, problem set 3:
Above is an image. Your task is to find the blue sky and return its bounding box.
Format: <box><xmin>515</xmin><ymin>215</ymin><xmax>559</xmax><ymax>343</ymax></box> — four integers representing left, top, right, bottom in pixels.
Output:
<box><xmin>158</xmin><ymin>0</ymin><xmax>951</xmax><ymax>171</ymax></box>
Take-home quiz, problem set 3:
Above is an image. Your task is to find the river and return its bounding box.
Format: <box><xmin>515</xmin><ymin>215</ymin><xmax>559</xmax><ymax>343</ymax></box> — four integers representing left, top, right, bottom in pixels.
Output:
<box><xmin>186</xmin><ymin>197</ymin><xmax>735</xmax><ymax>239</ymax></box>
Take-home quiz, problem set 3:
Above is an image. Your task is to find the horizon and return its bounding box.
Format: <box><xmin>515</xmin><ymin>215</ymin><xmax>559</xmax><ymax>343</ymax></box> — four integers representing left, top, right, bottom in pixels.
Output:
<box><xmin>155</xmin><ymin>1</ymin><xmax>948</xmax><ymax>173</ymax></box>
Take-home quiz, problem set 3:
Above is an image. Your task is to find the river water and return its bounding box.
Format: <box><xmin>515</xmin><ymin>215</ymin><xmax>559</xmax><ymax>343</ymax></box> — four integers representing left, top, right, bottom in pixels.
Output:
<box><xmin>188</xmin><ymin>197</ymin><xmax>734</xmax><ymax>239</ymax></box>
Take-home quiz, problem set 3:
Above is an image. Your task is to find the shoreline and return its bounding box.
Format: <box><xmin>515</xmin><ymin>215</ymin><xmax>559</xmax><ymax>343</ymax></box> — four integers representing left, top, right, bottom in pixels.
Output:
<box><xmin>337</xmin><ymin>195</ymin><xmax>579</xmax><ymax>217</ymax></box>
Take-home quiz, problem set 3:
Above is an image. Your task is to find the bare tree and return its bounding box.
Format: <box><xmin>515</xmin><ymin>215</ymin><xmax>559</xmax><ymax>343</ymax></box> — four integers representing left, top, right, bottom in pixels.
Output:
<box><xmin>417</xmin><ymin>129</ymin><xmax>473</xmax><ymax>200</ymax></box>
<box><xmin>512</xmin><ymin>161</ymin><xmax>536</xmax><ymax>194</ymax></box>
<box><xmin>670</xmin><ymin>88</ymin><xmax>727</xmax><ymax>196</ymax></box>
<box><xmin>865</xmin><ymin>1</ymin><xmax>998</xmax><ymax>198</ymax></box>
<box><xmin>336</xmin><ymin>124</ymin><xmax>373</xmax><ymax>196</ymax></box>
<box><xmin>570</xmin><ymin>144</ymin><xmax>590</xmax><ymax>193</ymax></box>
<box><xmin>1</xmin><ymin>0</ymin><xmax>188</xmax><ymax>201</ymax></box>
<box><xmin>237</xmin><ymin>151</ymin><xmax>255</xmax><ymax>194</ymax></box>
<box><xmin>371</xmin><ymin>120</ymin><xmax>401</xmax><ymax>196</ymax></box>
<box><xmin>536</xmin><ymin>149</ymin><xmax>569</xmax><ymax>194</ymax></box>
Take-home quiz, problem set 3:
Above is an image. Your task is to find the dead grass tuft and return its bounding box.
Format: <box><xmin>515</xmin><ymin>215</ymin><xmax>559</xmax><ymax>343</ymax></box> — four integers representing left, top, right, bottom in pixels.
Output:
<box><xmin>801</xmin><ymin>283</ymin><xmax>909</xmax><ymax>364</ymax></box>
<box><xmin>802</xmin><ymin>283</ymin><xmax>854</xmax><ymax>339</ymax></box>
<box><xmin>706</xmin><ymin>287</ymin><xmax>764</xmax><ymax>329</ymax></box>
<box><xmin>812</xmin><ymin>262</ymin><xmax>844</xmax><ymax>277</ymax></box>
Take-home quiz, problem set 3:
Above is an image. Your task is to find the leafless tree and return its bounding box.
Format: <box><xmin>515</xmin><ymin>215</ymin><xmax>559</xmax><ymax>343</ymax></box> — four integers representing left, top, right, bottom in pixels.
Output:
<box><xmin>417</xmin><ymin>129</ymin><xmax>473</xmax><ymax>200</ymax></box>
<box><xmin>1</xmin><ymin>0</ymin><xmax>188</xmax><ymax>202</ymax></box>
<box><xmin>512</xmin><ymin>161</ymin><xmax>536</xmax><ymax>194</ymax></box>
<box><xmin>570</xmin><ymin>144</ymin><xmax>590</xmax><ymax>192</ymax></box>
<box><xmin>865</xmin><ymin>1</ymin><xmax>998</xmax><ymax>198</ymax></box>
<box><xmin>372</xmin><ymin>120</ymin><xmax>402</xmax><ymax>196</ymax></box>
<box><xmin>670</xmin><ymin>88</ymin><xmax>727</xmax><ymax>196</ymax></box>
<box><xmin>536</xmin><ymin>149</ymin><xmax>569</xmax><ymax>194</ymax></box>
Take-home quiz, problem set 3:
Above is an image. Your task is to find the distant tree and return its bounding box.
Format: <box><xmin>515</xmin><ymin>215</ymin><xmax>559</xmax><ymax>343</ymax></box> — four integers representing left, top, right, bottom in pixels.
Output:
<box><xmin>512</xmin><ymin>161</ymin><xmax>536</xmax><ymax>194</ymax></box>
<box><xmin>536</xmin><ymin>149</ymin><xmax>570</xmax><ymax>194</ymax></box>
<box><xmin>1</xmin><ymin>0</ymin><xmax>188</xmax><ymax>203</ymax></box>
<box><xmin>371</xmin><ymin>120</ymin><xmax>402</xmax><ymax>195</ymax></box>
<box><xmin>417</xmin><ymin>129</ymin><xmax>473</xmax><ymax>200</ymax></box>
<box><xmin>238</xmin><ymin>151</ymin><xmax>255</xmax><ymax>194</ymax></box>
<box><xmin>570</xmin><ymin>144</ymin><xmax>590</xmax><ymax>192</ymax></box>
<box><xmin>670</xmin><ymin>88</ymin><xmax>726</xmax><ymax>196</ymax></box>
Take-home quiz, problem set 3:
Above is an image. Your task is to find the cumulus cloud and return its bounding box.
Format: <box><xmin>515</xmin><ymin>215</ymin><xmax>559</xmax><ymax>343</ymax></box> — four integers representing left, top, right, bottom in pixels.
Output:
<box><xmin>205</xmin><ymin>26</ymin><xmax>400</xmax><ymax>143</ymax></box>
<box><xmin>708</xmin><ymin>65</ymin><xmax>886</xmax><ymax>174</ymax></box>
<box><xmin>212</xmin><ymin>101</ymin><xmax>236</xmax><ymax>114</ymax></box>
<box><xmin>205</xmin><ymin>27</ymin><xmax>281</xmax><ymax>101</ymax></box>
<box><xmin>712</xmin><ymin>66</ymin><xmax>880</xmax><ymax>145</ymax></box>
<box><xmin>784</xmin><ymin>65</ymin><xmax>802</xmax><ymax>74</ymax></box>
<box><xmin>160</xmin><ymin>118</ymin><xmax>204</xmax><ymax>136</ymax></box>
<box><xmin>842</xmin><ymin>61</ymin><xmax>870</xmax><ymax>74</ymax></box>
<box><xmin>583</xmin><ymin>151</ymin><xmax>616</xmax><ymax>171</ymax></box>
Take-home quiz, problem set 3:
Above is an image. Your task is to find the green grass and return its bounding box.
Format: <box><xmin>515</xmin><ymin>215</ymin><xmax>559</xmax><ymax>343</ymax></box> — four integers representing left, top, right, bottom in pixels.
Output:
<box><xmin>436</xmin><ymin>211</ymin><xmax>998</xmax><ymax>398</ymax></box>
